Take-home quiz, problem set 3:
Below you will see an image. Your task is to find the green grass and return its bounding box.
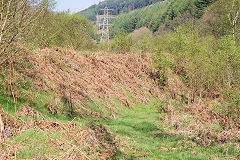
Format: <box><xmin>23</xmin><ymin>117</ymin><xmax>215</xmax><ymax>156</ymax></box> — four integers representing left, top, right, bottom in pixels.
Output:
<box><xmin>1</xmin><ymin>79</ymin><xmax>239</xmax><ymax>159</ymax></box>
<box><xmin>97</xmin><ymin>101</ymin><xmax>239</xmax><ymax>160</ymax></box>
<box><xmin>9</xmin><ymin>129</ymin><xmax>68</xmax><ymax>159</ymax></box>
<box><xmin>0</xmin><ymin>88</ymin><xmax>76</xmax><ymax>122</ymax></box>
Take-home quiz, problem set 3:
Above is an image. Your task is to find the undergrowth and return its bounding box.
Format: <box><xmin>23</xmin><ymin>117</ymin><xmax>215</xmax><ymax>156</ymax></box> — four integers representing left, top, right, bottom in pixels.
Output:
<box><xmin>0</xmin><ymin>50</ymin><xmax>239</xmax><ymax>159</ymax></box>
<box><xmin>97</xmin><ymin>101</ymin><xmax>239</xmax><ymax>160</ymax></box>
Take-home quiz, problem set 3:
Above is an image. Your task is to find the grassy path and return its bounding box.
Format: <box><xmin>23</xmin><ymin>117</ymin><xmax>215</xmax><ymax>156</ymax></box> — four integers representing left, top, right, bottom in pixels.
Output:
<box><xmin>100</xmin><ymin>102</ymin><xmax>238</xmax><ymax>160</ymax></box>
<box><xmin>1</xmin><ymin>92</ymin><xmax>238</xmax><ymax>159</ymax></box>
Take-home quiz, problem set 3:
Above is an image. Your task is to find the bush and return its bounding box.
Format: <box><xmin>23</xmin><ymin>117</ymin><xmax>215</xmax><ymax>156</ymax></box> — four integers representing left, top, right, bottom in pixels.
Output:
<box><xmin>153</xmin><ymin>24</ymin><xmax>240</xmax><ymax>102</ymax></box>
<box><xmin>131</xmin><ymin>27</ymin><xmax>154</xmax><ymax>53</ymax></box>
<box><xmin>0</xmin><ymin>0</ymin><xmax>49</xmax><ymax>65</ymax></box>
<box><xmin>153</xmin><ymin>52</ymin><xmax>173</xmax><ymax>86</ymax></box>
<box><xmin>110</xmin><ymin>33</ymin><xmax>135</xmax><ymax>54</ymax></box>
<box><xmin>25</xmin><ymin>12</ymin><xmax>95</xmax><ymax>51</ymax></box>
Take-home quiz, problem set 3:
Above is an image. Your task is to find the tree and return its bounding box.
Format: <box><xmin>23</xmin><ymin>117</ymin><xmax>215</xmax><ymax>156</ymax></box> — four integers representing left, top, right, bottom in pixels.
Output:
<box><xmin>195</xmin><ymin>0</ymin><xmax>215</xmax><ymax>17</ymax></box>
<box><xmin>228</xmin><ymin>0</ymin><xmax>240</xmax><ymax>42</ymax></box>
<box><xmin>110</xmin><ymin>33</ymin><xmax>135</xmax><ymax>54</ymax></box>
<box><xmin>0</xmin><ymin>0</ymin><xmax>49</xmax><ymax>65</ymax></box>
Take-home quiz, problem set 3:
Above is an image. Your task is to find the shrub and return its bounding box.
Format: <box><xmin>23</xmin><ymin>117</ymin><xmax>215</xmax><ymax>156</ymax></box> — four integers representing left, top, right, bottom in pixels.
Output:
<box><xmin>110</xmin><ymin>33</ymin><xmax>135</xmax><ymax>54</ymax></box>
<box><xmin>153</xmin><ymin>24</ymin><xmax>240</xmax><ymax>104</ymax></box>
<box><xmin>0</xmin><ymin>0</ymin><xmax>49</xmax><ymax>65</ymax></box>
<box><xmin>153</xmin><ymin>52</ymin><xmax>173</xmax><ymax>87</ymax></box>
<box><xmin>25</xmin><ymin>12</ymin><xmax>95</xmax><ymax>50</ymax></box>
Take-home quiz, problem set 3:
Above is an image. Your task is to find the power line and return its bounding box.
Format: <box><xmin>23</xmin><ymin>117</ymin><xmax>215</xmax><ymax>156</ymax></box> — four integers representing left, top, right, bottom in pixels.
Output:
<box><xmin>96</xmin><ymin>7</ymin><xmax>115</xmax><ymax>50</ymax></box>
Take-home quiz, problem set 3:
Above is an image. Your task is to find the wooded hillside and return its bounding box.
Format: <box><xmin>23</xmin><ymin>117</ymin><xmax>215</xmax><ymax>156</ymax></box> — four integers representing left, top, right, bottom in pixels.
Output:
<box><xmin>111</xmin><ymin>0</ymin><xmax>216</xmax><ymax>34</ymax></box>
<box><xmin>79</xmin><ymin>0</ymin><xmax>164</xmax><ymax>21</ymax></box>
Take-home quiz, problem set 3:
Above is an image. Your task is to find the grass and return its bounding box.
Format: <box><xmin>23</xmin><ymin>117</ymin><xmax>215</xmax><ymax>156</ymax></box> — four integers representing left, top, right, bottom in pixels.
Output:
<box><xmin>0</xmin><ymin>87</ymin><xmax>77</xmax><ymax>123</ymax></box>
<box><xmin>97</xmin><ymin>100</ymin><xmax>239</xmax><ymax>160</ymax></box>
<box><xmin>11</xmin><ymin>129</ymin><xmax>66</xmax><ymax>159</ymax></box>
<box><xmin>0</xmin><ymin>82</ymin><xmax>239</xmax><ymax>159</ymax></box>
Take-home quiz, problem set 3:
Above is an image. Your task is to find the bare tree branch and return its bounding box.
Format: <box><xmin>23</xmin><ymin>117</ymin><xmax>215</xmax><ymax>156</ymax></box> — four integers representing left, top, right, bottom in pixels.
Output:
<box><xmin>0</xmin><ymin>0</ymin><xmax>49</xmax><ymax>61</ymax></box>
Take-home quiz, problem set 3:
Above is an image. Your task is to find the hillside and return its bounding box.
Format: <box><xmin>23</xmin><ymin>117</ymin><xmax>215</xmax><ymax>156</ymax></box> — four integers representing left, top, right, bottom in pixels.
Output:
<box><xmin>111</xmin><ymin>0</ymin><xmax>216</xmax><ymax>34</ymax></box>
<box><xmin>0</xmin><ymin>0</ymin><xmax>240</xmax><ymax>159</ymax></box>
<box><xmin>0</xmin><ymin>49</ymin><xmax>163</xmax><ymax>159</ymax></box>
<box><xmin>79</xmin><ymin>0</ymin><xmax>164</xmax><ymax>21</ymax></box>
<box><xmin>0</xmin><ymin>48</ymin><xmax>239</xmax><ymax>159</ymax></box>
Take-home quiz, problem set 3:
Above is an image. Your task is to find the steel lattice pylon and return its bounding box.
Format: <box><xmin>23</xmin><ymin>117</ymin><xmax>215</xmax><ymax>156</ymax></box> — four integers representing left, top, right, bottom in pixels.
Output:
<box><xmin>96</xmin><ymin>7</ymin><xmax>115</xmax><ymax>50</ymax></box>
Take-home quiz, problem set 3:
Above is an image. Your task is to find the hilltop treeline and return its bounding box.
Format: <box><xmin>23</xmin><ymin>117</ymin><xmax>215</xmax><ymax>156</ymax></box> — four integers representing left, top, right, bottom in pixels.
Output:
<box><xmin>79</xmin><ymin>0</ymin><xmax>164</xmax><ymax>21</ymax></box>
<box><xmin>111</xmin><ymin>0</ymin><xmax>216</xmax><ymax>34</ymax></box>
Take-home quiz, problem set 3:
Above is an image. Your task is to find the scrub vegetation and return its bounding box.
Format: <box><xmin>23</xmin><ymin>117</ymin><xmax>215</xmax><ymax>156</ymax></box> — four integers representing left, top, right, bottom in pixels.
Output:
<box><xmin>0</xmin><ymin>0</ymin><xmax>239</xmax><ymax>159</ymax></box>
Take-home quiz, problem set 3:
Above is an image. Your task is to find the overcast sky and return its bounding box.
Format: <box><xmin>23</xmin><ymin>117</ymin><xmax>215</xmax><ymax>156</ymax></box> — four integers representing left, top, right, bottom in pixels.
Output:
<box><xmin>55</xmin><ymin>0</ymin><xmax>103</xmax><ymax>13</ymax></box>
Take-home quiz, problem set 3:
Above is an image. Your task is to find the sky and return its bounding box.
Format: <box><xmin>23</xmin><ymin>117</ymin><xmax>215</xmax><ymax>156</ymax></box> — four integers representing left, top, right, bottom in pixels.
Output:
<box><xmin>54</xmin><ymin>0</ymin><xmax>103</xmax><ymax>13</ymax></box>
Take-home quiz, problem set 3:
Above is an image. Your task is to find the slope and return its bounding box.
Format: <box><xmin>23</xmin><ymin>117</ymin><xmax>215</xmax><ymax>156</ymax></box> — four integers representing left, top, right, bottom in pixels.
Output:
<box><xmin>111</xmin><ymin>0</ymin><xmax>216</xmax><ymax>34</ymax></box>
<box><xmin>0</xmin><ymin>47</ymin><xmax>162</xmax><ymax>159</ymax></box>
<box><xmin>0</xmin><ymin>47</ymin><xmax>239</xmax><ymax>159</ymax></box>
<box><xmin>79</xmin><ymin>0</ymin><xmax>164</xmax><ymax>21</ymax></box>
<box><xmin>100</xmin><ymin>102</ymin><xmax>239</xmax><ymax>159</ymax></box>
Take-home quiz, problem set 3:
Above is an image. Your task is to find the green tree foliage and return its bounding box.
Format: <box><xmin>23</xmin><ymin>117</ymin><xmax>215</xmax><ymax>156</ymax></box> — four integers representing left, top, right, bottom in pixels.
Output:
<box><xmin>155</xmin><ymin>23</ymin><xmax>240</xmax><ymax>94</ymax></box>
<box><xmin>194</xmin><ymin>0</ymin><xmax>216</xmax><ymax>17</ymax></box>
<box><xmin>0</xmin><ymin>0</ymin><xmax>95</xmax><ymax>56</ymax></box>
<box><xmin>153</xmin><ymin>52</ymin><xmax>173</xmax><ymax>87</ymax></box>
<box><xmin>111</xmin><ymin>0</ymin><xmax>196</xmax><ymax>34</ymax></box>
<box><xmin>199</xmin><ymin>0</ymin><xmax>240</xmax><ymax>42</ymax></box>
<box><xmin>130</xmin><ymin>27</ymin><xmax>154</xmax><ymax>53</ymax></box>
<box><xmin>25</xmin><ymin>12</ymin><xmax>95</xmax><ymax>50</ymax></box>
<box><xmin>199</xmin><ymin>0</ymin><xmax>231</xmax><ymax>38</ymax></box>
<box><xmin>111</xmin><ymin>0</ymin><xmax>217</xmax><ymax>35</ymax></box>
<box><xmin>153</xmin><ymin>22</ymin><xmax>240</xmax><ymax>120</ymax></box>
<box><xmin>0</xmin><ymin>0</ymin><xmax>50</xmax><ymax>65</ymax></box>
<box><xmin>79</xmin><ymin>0</ymin><xmax>164</xmax><ymax>21</ymax></box>
<box><xmin>111</xmin><ymin>1</ymin><xmax>170</xmax><ymax>34</ymax></box>
<box><xmin>110</xmin><ymin>33</ymin><xmax>135</xmax><ymax>54</ymax></box>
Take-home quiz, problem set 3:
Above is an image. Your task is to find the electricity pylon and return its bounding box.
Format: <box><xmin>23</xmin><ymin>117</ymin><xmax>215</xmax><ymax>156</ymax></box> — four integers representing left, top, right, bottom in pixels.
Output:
<box><xmin>96</xmin><ymin>7</ymin><xmax>115</xmax><ymax>50</ymax></box>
